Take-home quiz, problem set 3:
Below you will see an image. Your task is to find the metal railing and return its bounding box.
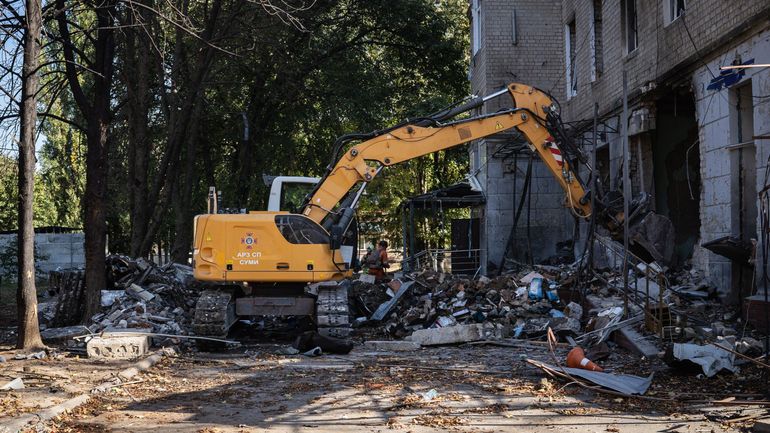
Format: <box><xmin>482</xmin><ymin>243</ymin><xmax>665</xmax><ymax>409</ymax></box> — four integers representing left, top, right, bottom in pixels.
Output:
<box><xmin>402</xmin><ymin>248</ymin><xmax>482</xmax><ymax>276</ymax></box>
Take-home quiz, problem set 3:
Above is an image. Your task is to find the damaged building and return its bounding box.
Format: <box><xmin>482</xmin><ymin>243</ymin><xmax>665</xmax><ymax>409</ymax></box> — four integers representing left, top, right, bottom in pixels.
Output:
<box><xmin>468</xmin><ymin>0</ymin><xmax>770</xmax><ymax>304</ymax></box>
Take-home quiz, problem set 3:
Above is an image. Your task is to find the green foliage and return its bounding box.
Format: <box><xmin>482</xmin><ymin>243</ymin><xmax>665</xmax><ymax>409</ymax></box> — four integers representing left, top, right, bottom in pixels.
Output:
<box><xmin>29</xmin><ymin>0</ymin><xmax>470</xmax><ymax>256</ymax></box>
<box><xmin>0</xmin><ymin>155</ymin><xmax>69</xmax><ymax>231</ymax></box>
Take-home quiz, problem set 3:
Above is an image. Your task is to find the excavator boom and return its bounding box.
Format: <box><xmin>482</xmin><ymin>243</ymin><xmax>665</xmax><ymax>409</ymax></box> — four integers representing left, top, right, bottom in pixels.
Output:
<box><xmin>303</xmin><ymin>83</ymin><xmax>590</xmax><ymax>231</ymax></box>
<box><xmin>193</xmin><ymin>83</ymin><xmax>590</xmax><ymax>284</ymax></box>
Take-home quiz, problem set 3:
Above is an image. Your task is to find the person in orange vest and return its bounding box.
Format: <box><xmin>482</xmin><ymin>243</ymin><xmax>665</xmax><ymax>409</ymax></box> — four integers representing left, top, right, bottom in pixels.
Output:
<box><xmin>366</xmin><ymin>240</ymin><xmax>390</xmax><ymax>280</ymax></box>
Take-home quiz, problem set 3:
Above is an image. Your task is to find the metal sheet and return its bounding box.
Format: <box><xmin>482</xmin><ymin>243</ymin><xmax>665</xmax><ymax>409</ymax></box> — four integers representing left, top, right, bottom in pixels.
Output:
<box><xmin>371</xmin><ymin>281</ymin><xmax>414</xmax><ymax>321</ymax></box>
<box><xmin>539</xmin><ymin>362</ymin><xmax>653</xmax><ymax>395</ymax></box>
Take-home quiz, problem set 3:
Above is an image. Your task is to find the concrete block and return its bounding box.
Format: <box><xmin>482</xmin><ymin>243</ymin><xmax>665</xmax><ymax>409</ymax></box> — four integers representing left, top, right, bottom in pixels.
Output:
<box><xmin>363</xmin><ymin>340</ymin><xmax>420</xmax><ymax>352</ymax></box>
<box><xmin>86</xmin><ymin>334</ymin><xmax>150</xmax><ymax>359</ymax></box>
<box><xmin>126</xmin><ymin>284</ymin><xmax>155</xmax><ymax>301</ymax></box>
<box><xmin>409</xmin><ymin>324</ymin><xmax>496</xmax><ymax>346</ymax></box>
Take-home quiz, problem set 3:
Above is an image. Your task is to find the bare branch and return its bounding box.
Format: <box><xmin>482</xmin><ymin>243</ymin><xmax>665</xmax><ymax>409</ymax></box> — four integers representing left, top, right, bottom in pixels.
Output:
<box><xmin>121</xmin><ymin>0</ymin><xmax>239</xmax><ymax>57</ymax></box>
<box><xmin>246</xmin><ymin>0</ymin><xmax>315</xmax><ymax>31</ymax></box>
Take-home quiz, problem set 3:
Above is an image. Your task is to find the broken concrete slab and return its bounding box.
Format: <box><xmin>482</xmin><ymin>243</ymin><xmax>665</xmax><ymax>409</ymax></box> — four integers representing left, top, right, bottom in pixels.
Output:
<box><xmin>86</xmin><ymin>334</ymin><xmax>150</xmax><ymax>360</ymax></box>
<box><xmin>126</xmin><ymin>283</ymin><xmax>155</xmax><ymax>302</ymax></box>
<box><xmin>614</xmin><ymin>327</ymin><xmax>660</xmax><ymax>358</ymax></box>
<box><xmin>408</xmin><ymin>323</ymin><xmax>498</xmax><ymax>346</ymax></box>
<box><xmin>363</xmin><ymin>340</ymin><xmax>420</xmax><ymax>352</ymax></box>
<box><xmin>41</xmin><ymin>325</ymin><xmax>90</xmax><ymax>342</ymax></box>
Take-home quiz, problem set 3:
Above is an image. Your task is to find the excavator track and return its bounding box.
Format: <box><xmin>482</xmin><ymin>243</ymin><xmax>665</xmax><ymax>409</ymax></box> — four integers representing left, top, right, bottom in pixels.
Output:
<box><xmin>315</xmin><ymin>282</ymin><xmax>351</xmax><ymax>338</ymax></box>
<box><xmin>192</xmin><ymin>289</ymin><xmax>237</xmax><ymax>346</ymax></box>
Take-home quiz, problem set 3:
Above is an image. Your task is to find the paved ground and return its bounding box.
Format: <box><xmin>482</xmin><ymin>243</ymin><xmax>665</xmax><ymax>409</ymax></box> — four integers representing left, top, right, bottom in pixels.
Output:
<box><xmin>7</xmin><ymin>342</ymin><xmax>757</xmax><ymax>433</ymax></box>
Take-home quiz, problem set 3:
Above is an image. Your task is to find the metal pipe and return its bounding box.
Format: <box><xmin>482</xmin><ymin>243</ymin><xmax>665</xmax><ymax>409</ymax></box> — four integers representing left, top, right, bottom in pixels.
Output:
<box><xmin>482</xmin><ymin>86</ymin><xmax>511</xmax><ymax>102</ymax></box>
<box><xmin>622</xmin><ymin>69</ymin><xmax>630</xmax><ymax>318</ymax></box>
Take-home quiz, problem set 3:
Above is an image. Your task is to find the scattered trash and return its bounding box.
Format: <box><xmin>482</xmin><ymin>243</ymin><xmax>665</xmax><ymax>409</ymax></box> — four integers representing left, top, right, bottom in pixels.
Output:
<box><xmin>665</xmin><ymin>342</ymin><xmax>738</xmax><ymax>377</ymax></box>
<box><xmin>302</xmin><ymin>347</ymin><xmax>323</xmax><ymax>357</ymax></box>
<box><xmin>14</xmin><ymin>351</ymin><xmax>46</xmax><ymax>360</ymax></box>
<box><xmin>1</xmin><ymin>378</ymin><xmax>25</xmax><ymax>391</ymax></box>
<box><xmin>421</xmin><ymin>389</ymin><xmax>439</xmax><ymax>402</ymax></box>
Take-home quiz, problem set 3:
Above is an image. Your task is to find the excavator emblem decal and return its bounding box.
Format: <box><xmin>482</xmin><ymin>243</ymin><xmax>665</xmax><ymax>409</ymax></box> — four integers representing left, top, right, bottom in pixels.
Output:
<box><xmin>241</xmin><ymin>232</ymin><xmax>256</xmax><ymax>250</ymax></box>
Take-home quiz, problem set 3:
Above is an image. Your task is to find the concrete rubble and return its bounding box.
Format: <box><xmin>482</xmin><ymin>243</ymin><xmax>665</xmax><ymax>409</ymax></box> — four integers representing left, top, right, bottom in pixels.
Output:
<box><xmin>351</xmin><ymin>257</ymin><xmax>767</xmax><ymax>381</ymax></box>
<box><xmin>42</xmin><ymin>255</ymin><xmax>206</xmax><ymax>355</ymax></box>
<box><xmin>39</xmin><ymin>251</ymin><xmax>767</xmax><ymax>375</ymax></box>
<box><xmin>86</xmin><ymin>333</ymin><xmax>150</xmax><ymax>360</ymax></box>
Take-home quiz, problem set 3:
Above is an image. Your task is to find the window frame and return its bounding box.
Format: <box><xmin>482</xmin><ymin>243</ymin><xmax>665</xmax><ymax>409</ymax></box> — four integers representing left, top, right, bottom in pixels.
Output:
<box><xmin>664</xmin><ymin>0</ymin><xmax>685</xmax><ymax>25</ymax></box>
<box><xmin>621</xmin><ymin>0</ymin><xmax>638</xmax><ymax>56</ymax></box>
<box><xmin>590</xmin><ymin>0</ymin><xmax>603</xmax><ymax>82</ymax></box>
<box><xmin>565</xmin><ymin>18</ymin><xmax>577</xmax><ymax>98</ymax></box>
<box><xmin>471</xmin><ymin>0</ymin><xmax>481</xmax><ymax>56</ymax></box>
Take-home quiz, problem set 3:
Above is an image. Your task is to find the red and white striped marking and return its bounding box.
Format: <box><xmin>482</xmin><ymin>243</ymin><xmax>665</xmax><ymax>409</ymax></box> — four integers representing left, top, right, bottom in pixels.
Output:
<box><xmin>545</xmin><ymin>136</ymin><xmax>564</xmax><ymax>167</ymax></box>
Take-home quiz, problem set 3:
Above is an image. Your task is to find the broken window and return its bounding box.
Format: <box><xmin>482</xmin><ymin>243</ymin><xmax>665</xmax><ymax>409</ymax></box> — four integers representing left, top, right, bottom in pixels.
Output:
<box><xmin>621</xmin><ymin>0</ymin><xmax>638</xmax><ymax>55</ymax></box>
<box><xmin>565</xmin><ymin>18</ymin><xmax>577</xmax><ymax>98</ymax></box>
<box><xmin>591</xmin><ymin>0</ymin><xmax>603</xmax><ymax>81</ymax></box>
<box><xmin>665</xmin><ymin>0</ymin><xmax>685</xmax><ymax>25</ymax></box>
<box><xmin>471</xmin><ymin>0</ymin><xmax>481</xmax><ymax>56</ymax></box>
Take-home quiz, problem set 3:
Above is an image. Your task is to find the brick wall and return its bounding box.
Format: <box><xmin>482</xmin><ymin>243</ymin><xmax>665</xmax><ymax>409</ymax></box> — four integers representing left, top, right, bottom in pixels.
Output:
<box><xmin>563</xmin><ymin>0</ymin><xmax>770</xmax><ymax>122</ymax></box>
<box><xmin>471</xmin><ymin>0</ymin><xmax>770</xmax><ymax>297</ymax></box>
<box><xmin>691</xmin><ymin>29</ymin><xmax>770</xmax><ymax>298</ymax></box>
<box><xmin>469</xmin><ymin>0</ymin><xmax>573</xmax><ymax>272</ymax></box>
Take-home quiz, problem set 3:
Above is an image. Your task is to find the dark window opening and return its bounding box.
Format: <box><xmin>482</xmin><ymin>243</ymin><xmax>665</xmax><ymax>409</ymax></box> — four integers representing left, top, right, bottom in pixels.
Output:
<box><xmin>566</xmin><ymin>19</ymin><xmax>577</xmax><ymax>97</ymax></box>
<box><xmin>275</xmin><ymin>215</ymin><xmax>329</xmax><ymax>244</ymax></box>
<box><xmin>621</xmin><ymin>0</ymin><xmax>638</xmax><ymax>55</ymax></box>
<box><xmin>592</xmin><ymin>0</ymin><xmax>603</xmax><ymax>79</ymax></box>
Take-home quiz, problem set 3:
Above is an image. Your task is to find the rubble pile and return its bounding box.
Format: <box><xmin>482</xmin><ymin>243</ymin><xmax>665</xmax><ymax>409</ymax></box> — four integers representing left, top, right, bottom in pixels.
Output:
<box><xmin>350</xmin><ymin>268</ymin><xmax>585</xmax><ymax>340</ymax></box>
<box><xmin>352</xmin><ymin>261</ymin><xmax>767</xmax><ymax>380</ymax></box>
<box><xmin>87</xmin><ymin>255</ymin><xmax>204</xmax><ymax>336</ymax></box>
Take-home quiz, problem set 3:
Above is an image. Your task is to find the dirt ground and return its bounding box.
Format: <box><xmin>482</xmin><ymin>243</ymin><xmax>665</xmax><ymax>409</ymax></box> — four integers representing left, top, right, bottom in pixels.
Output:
<box><xmin>2</xmin><ymin>339</ymin><xmax>766</xmax><ymax>433</ymax></box>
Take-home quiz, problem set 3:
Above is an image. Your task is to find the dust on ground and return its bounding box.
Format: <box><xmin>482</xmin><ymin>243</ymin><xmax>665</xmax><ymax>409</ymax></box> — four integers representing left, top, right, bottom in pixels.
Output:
<box><xmin>19</xmin><ymin>343</ymin><xmax>764</xmax><ymax>433</ymax></box>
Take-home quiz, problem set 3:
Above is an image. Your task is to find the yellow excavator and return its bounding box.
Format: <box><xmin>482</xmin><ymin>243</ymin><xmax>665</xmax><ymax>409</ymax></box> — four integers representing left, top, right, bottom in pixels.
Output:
<box><xmin>191</xmin><ymin>83</ymin><xmax>594</xmax><ymax>340</ymax></box>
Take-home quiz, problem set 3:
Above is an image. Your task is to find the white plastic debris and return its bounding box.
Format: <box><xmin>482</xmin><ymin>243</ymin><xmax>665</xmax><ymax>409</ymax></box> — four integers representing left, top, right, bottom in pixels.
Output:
<box><xmin>421</xmin><ymin>389</ymin><xmax>439</xmax><ymax>402</ymax></box>
<box><xmin>1</xmin><ymin>378</ymin><xmax>24</xmax><ymax>390</ymax></box>
<box><xmin>671</xmin><ymin>342</ymin><xmax>737</xmax><ymax>377</ymax></box>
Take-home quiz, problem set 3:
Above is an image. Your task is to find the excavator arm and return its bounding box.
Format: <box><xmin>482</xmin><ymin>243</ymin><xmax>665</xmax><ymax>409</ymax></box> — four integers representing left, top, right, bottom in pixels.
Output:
<box><xmin>302</xmin><ymin>83</ymin><xmax>591</xmax><ymax>236</ymax></box>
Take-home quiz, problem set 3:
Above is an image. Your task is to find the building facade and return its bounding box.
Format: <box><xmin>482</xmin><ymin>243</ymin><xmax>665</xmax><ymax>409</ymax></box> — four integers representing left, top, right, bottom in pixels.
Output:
<box><xmin>470</xmin><ymin>0</ymin><xmax>770</xmax><ymax>301</ymax></box>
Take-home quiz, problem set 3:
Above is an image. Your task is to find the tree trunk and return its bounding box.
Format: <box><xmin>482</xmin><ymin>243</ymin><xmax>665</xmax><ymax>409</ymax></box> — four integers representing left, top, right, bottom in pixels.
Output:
<box><xmin>170</xmin><ymin>104</ymin><xmax>202</xmax><ymax>263</ymax></box>
<box><xmin>17</xmin><ymin>0</ymin><xmax>44</xmax><ymax>350</ymax></box>
<box><xmin>125</xmin><ymin>2</ymin><xmax>153</xmax><ymax>257</ymax></box>
<box><xmin>55</xmin><ymin>0</ymin><xmax>117</xmax><ymax>320</ymax></box>
<box><xmin>82</xmin><ymin>120</ymin><xmax>110</xmax><ymax>320</ymax></box>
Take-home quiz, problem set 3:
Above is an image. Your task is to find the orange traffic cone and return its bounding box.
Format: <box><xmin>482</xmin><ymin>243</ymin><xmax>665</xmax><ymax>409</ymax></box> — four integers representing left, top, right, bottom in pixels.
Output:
<box><xmin>566</xmin><ymin>347</ymin><xmax>603</xmax><ymax>372</ymax></box>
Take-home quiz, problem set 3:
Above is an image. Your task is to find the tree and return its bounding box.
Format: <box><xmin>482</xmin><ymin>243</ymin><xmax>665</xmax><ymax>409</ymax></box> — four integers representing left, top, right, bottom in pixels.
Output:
<box><xmin>54</xmin><ymin>0</ymin><xmax>118</xmax><ymax>320</ymax></box>
<box><xmin>17</xmin><ymin>0</ymin><xmax>44</xmax><ymax>350</ymax></box>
